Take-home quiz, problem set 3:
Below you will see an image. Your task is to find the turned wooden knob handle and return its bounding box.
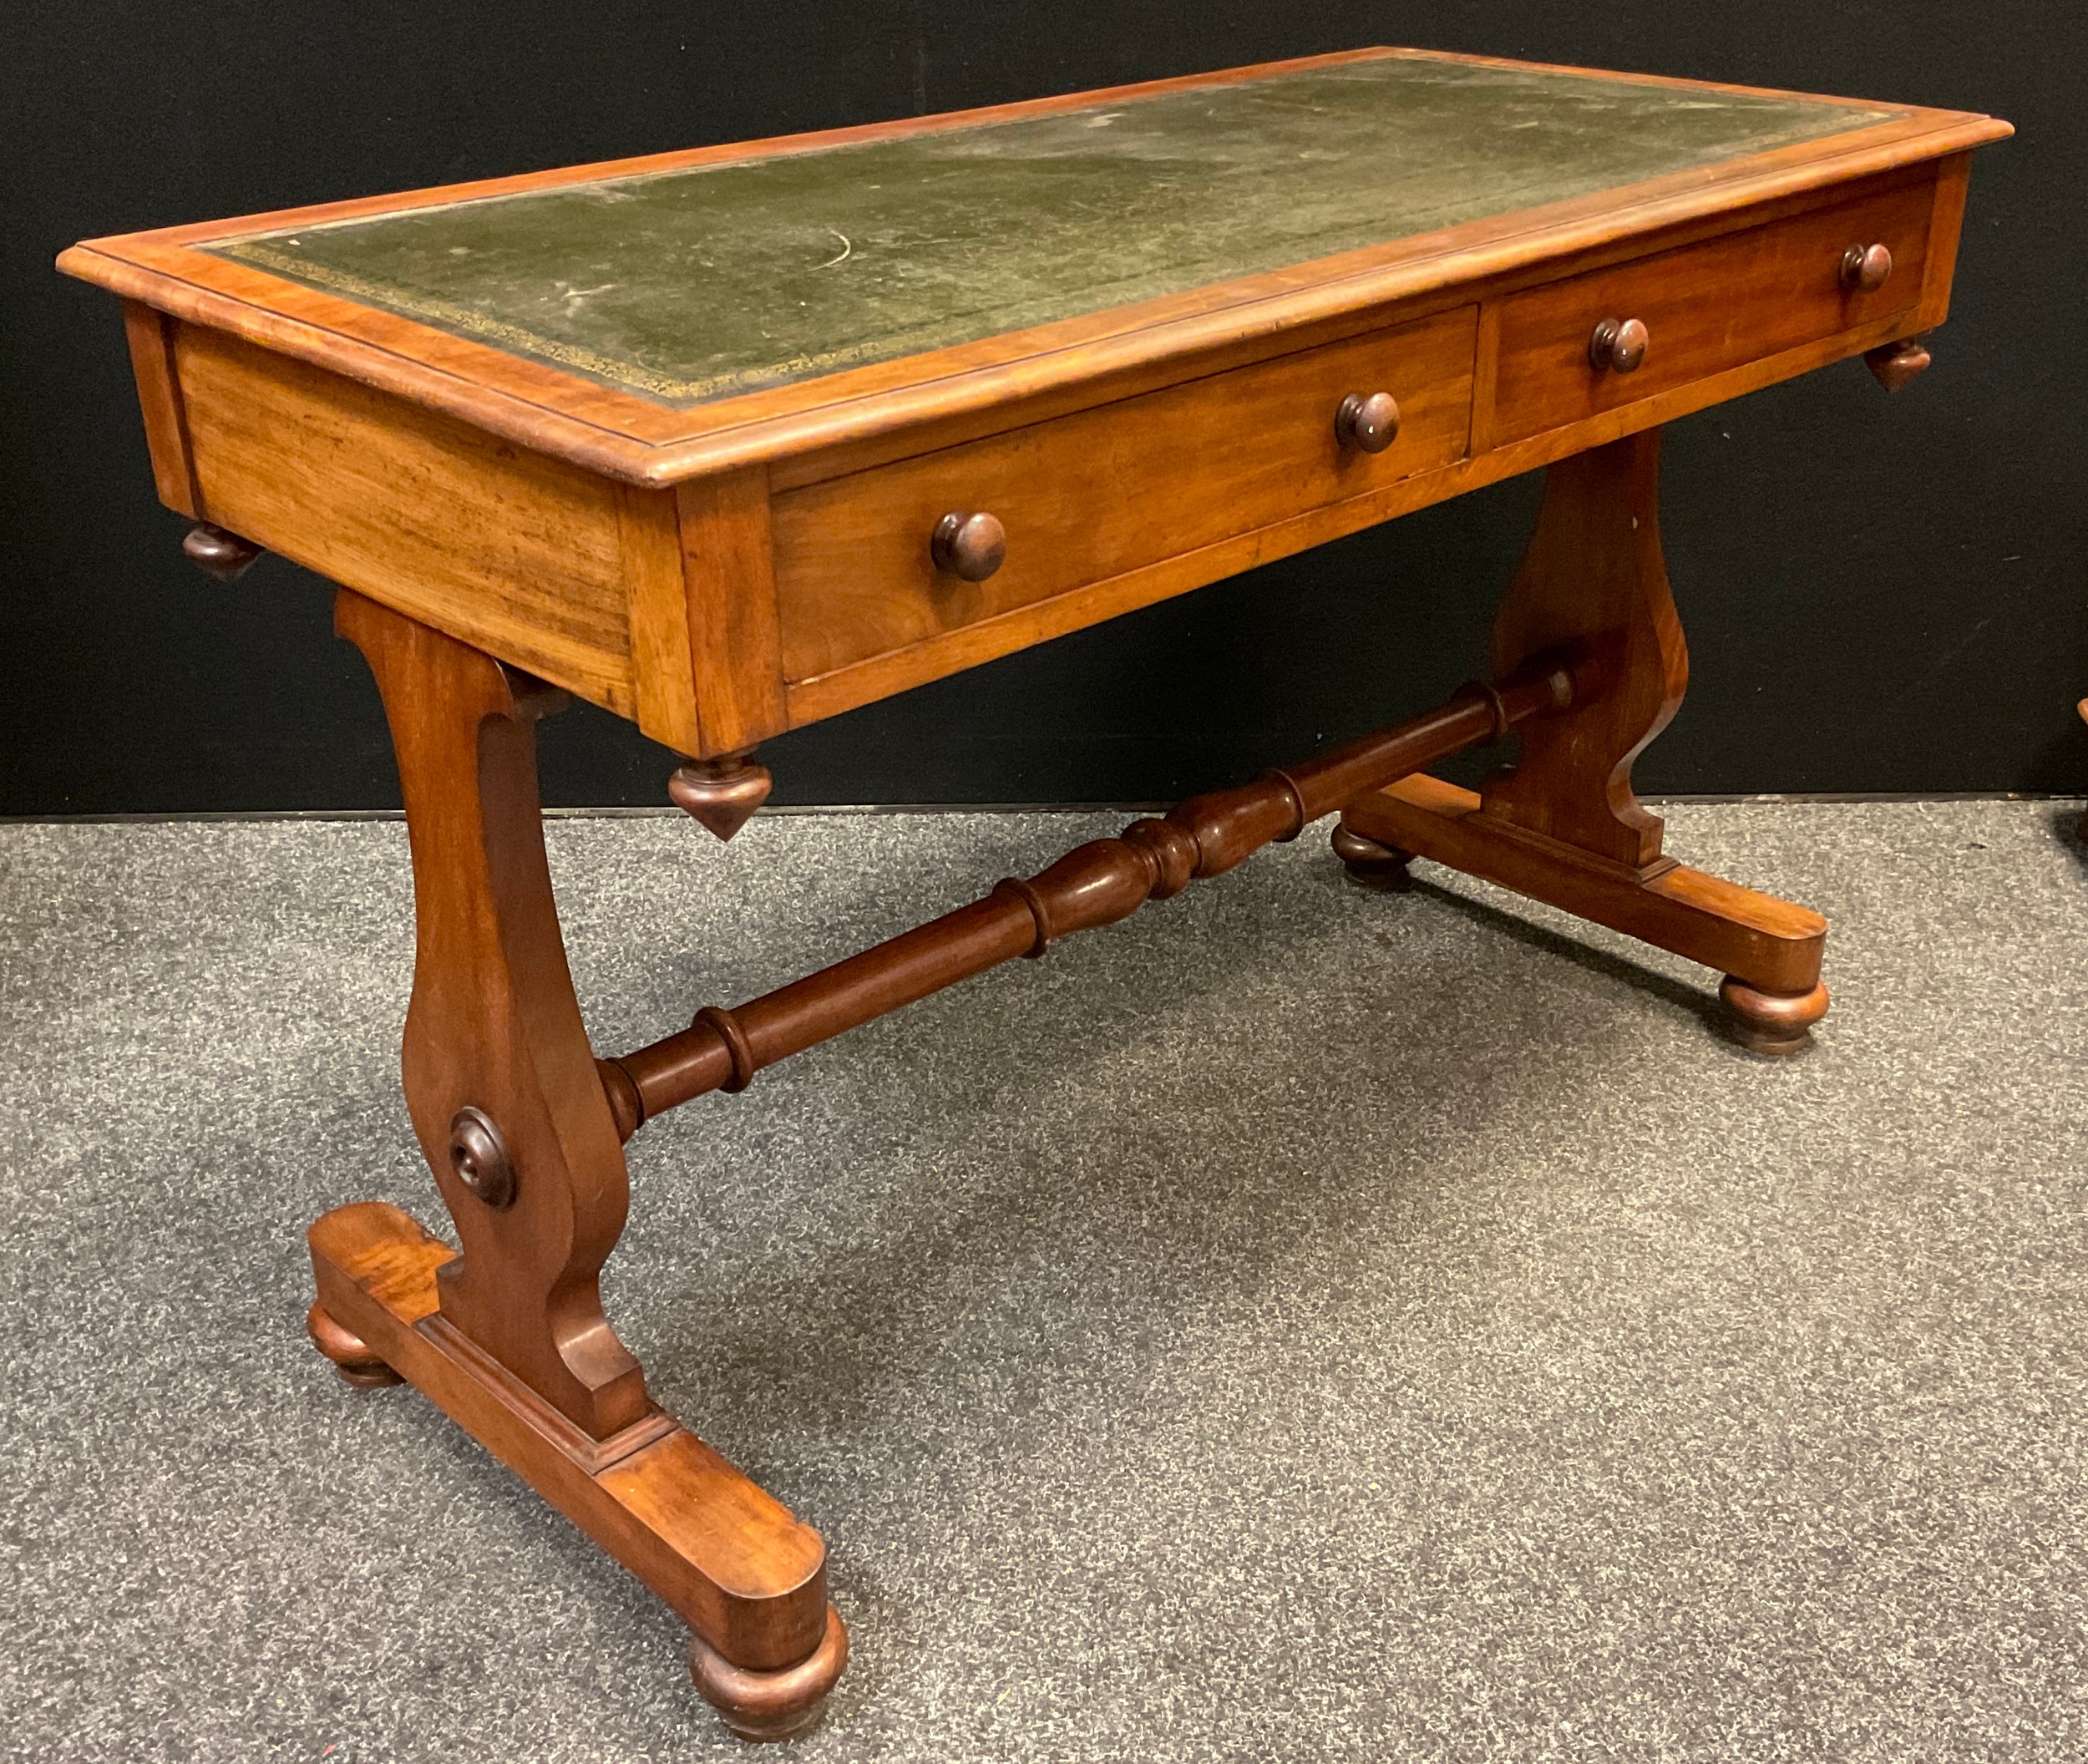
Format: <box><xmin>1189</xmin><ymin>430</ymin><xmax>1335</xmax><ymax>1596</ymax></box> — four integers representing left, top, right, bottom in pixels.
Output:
<box><xmin>1841</xmin><ymin>241</ymin><xmax>1893</xmax><ymax>293</ymax></box>
<box><xmin>1588</xmin><ymin>317</ymin><xmax>1650</xmax><ymax>374</ymax></box>
<box><xmin>1334</xmin><ymin>391</ymin><xmax>1401</xmax><ymax>454</ymax></box>
<box><xmin>930</xmin><ymin>510</ymin><xmax>1006</xmax><ymax>581</ymax></box>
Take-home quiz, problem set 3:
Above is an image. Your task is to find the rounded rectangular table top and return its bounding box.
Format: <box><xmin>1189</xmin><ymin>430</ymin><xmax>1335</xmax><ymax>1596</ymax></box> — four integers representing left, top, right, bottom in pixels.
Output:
<box><xmin>201</xmin><ymin>55</ymin><xmax>1898</xmax><ymax>408</ymax></box>
<box><xmin>59</xmin><ymin>47</ymin><xmax>2006</xmax><ymax>484</ymax></box>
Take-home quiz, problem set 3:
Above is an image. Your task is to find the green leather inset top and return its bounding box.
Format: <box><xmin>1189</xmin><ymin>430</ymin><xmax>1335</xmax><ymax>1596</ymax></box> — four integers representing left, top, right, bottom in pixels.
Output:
<box><xmin>209</xmin><ymin>55</ymin><xmax>1894</xmax><ymax>408</ymax></box>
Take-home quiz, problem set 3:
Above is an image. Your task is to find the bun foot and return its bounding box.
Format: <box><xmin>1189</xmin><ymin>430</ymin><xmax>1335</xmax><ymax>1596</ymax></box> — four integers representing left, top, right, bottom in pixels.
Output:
<box><xmin>1332</xmin><ymin>822</ymin><xmax>1414</xmax><ymax>891</ymax></box>
<box><xmin>1720</xmin><ymin>976</ymin><xmax>1830</xmax><ymax>1057</ymax></box>
<box><xmin>690</xmin><ymin>1604</ymin><xmax>849</xmax><ymax>1742</ymax></box>
<box><xmin>306</xmin><ymin>1301</ymin><xmax>404</xmax><ymax>1388</ymax></box>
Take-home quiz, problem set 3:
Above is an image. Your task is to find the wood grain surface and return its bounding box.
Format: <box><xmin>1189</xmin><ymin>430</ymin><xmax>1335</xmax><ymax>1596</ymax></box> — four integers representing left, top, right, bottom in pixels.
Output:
<box><xmin>185</xmin><ymin>326</ymin><xmax>640</xmax><ymax>715</ymax></box>
<box><xmin>773</xmin><ymin>161</ymin><xmax>1969</xmax><ymax>734</ymax></box>
<box><xmin>772</xmin><ymin>304</ymin><xmax>1476</xmax><ymax>682</ymax></box>
<box><xmin>1487</xmin><ymin>171</ymin><xmax>1933</xmax><ymax>445</ymax></box>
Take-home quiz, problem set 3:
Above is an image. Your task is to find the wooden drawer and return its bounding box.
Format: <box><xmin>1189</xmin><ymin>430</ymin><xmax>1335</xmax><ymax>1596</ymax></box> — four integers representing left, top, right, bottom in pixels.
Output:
<box><xmin>771</xmin><ymin>306</ymin><xmax>1477</xmax><ymax>683</ymax></box>
<box><xmin>1488</xmin><ymin>176</ymin><xmax>1935</xmax><ymax>446</ymax></box>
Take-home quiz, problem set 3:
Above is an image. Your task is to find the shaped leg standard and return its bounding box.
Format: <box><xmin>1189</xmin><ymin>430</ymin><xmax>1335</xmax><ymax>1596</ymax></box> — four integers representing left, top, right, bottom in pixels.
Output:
<box><xmin>309</xmin><ymin>591</ymin><xmax>845</xmax><ymax>1740</ymax></box>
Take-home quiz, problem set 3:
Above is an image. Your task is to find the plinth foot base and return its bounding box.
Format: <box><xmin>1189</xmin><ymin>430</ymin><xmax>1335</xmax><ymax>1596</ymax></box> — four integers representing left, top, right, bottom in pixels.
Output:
<box><xmin>307</xmin><ymin>1201</ymin><xmax>844</xmax><ymax>1737</ymax></box>
<box><xmin>1341</xmin><ymin>775</ymin><xmax>1832</xmax><ymax>1047</ymax></box>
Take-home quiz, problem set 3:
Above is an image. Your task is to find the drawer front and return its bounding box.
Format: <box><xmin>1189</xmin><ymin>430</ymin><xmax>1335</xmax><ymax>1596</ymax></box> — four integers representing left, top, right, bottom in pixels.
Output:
<box><xmin>772</xmin><ymin>306</ymin><xmax>1476</xmax><ymax>683</ymax></box>
<box><xmin>1489</xmin><ymin>177</ymin><xmax>1934</xmax><ymax>446</ymax></box>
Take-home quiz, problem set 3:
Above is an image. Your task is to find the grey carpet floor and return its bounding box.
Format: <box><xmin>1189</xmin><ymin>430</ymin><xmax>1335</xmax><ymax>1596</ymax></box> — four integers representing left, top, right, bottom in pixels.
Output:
<box><xmin>3</xmin><ymin>801</ymin><xmax>2085</xmax><ymax>1763</ymax></box>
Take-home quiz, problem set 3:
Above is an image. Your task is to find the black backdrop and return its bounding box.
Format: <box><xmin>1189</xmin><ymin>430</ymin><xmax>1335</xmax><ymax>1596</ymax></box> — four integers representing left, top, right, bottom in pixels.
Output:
<box><xmin>3</xmin><ymin>3</ymin><xmax>2078</xmax><ymax>813</ymax></box>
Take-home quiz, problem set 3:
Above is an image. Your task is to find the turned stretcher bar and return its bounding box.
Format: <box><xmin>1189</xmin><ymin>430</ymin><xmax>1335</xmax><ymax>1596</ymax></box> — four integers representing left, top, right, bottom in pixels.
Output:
<box><xmin>600</xmin><ymin>654</ymin><xmax>1579</xmax><ymax>1136</ymax></box>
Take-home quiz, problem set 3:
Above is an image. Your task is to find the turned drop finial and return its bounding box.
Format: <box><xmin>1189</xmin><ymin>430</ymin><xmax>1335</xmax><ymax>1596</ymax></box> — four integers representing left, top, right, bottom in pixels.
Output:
<box><xmin>182</xmin><ymin>522</ymin><xmax>263</xmax><ymax>581</ymax></box>
<box><xmin>668</xmin><ymin>753</ymin><xmax>772</xmax><ymax>841</ymax></box>
<box><xmin>1865</xmin><ymin>338</ymin><xmax>1932</xmax><ymax>393</ymax></box>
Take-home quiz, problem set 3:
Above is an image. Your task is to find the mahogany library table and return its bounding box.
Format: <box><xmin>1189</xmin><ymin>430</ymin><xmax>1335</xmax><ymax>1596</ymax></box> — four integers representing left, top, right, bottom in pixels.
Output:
<box><xmin>63</xmin><ymin>48</ymin><xmax>2008</xmax><ymax>1740</ymax></box>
